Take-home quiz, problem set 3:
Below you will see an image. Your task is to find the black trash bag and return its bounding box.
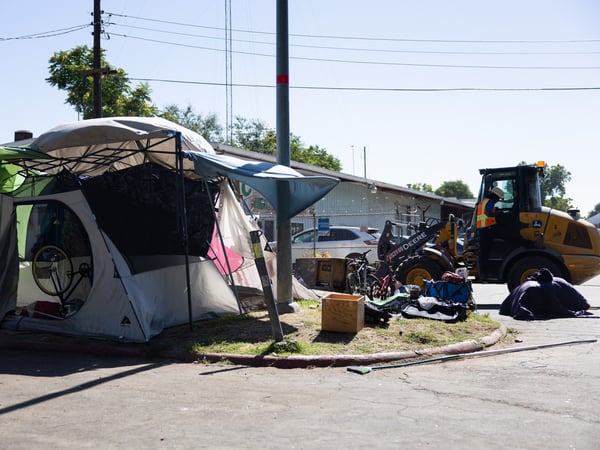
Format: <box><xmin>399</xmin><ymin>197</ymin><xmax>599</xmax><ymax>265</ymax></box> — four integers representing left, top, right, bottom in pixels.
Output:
<box><xmin>364</xmin><ymin>301</ymin><xmax>392</xmax><ymax>327</ymax></box>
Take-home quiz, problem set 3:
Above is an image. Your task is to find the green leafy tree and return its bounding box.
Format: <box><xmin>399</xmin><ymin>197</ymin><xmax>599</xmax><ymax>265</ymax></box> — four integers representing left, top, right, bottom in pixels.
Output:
<box><xmin>161</xmin><ymin>105</ymin><xmax>223</xmax><ymax>142</ymax></box>
<box><xmin>407</xmin><ymin>183</ymin><xmax>434</xmax><ymax>193</ymax></box>
<box><xmin>292</xmin><ymin>144</ymin><xmax>341</xmax><ymax>170</ymax></box>
<box><xmin>588</xmin><ymin>203</ymin><xmax>600</xmax><ymax>218</ymax></box>
<box><xmin>519</xmin><ymin>161</ymin><xmax>573</xmax><ymax>212</ymax></box>
<box><xmin>434</xmin><ymin>180</ymin><xmax>474</xmax><ymax>199</ymax></box>
<box><xmin>46</xmin><ymin>47</ymin><xmax>341</xmax><ymax>171</ymax></box>
<box><xmin>539</xmin><ymin>164</ymin><xmax>573</xmax><ymax>211</ymax></box>
<box><xmin>47</xmin><ymin>45</ymin><xmax>158</xmax><ymax>118</ymax></box>
<box><xmin>232</xmin><ymin>117</ymin><xmax>277</xmax><ymax>154</ymax></box>
<box><xmin>230</xmin><ymin>117</ymin><xmax>341</xmax><ymax>171</ymax></box>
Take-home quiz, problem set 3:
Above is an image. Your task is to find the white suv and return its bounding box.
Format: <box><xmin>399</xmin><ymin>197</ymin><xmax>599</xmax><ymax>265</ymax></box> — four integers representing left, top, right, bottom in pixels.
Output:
<box><xmin>273</xmin><ymin>226</ymin><xmax>379</xmax><ymax>263</ymax></box>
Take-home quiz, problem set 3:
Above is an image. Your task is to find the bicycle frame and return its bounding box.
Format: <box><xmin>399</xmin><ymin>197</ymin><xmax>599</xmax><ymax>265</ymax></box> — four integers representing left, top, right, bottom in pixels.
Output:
<box><xmin>346</xmin><ymin>250</ymin><xmax>377</xmax><ymax>297</ymax></box>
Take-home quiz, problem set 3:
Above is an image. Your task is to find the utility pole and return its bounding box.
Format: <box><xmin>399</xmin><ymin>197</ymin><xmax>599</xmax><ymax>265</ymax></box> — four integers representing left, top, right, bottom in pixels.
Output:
<box><xmin>93</xmin><ymin>0</ymin><xmax>102</xmax><ymax>118</ymax></box>
<box><xmin>225</xmin><ymin>0</ymin><xmax>233</xmax><ymax>143</ymax></box>
<box><xmin>275</xmin><ymin>0</ymin><xmax>298</xmax><ymax>313</ymax></box>
<box><xmin>363</xmin><ymin>146</ymin><xmax>367</xmax><ymax>180</ymax></box>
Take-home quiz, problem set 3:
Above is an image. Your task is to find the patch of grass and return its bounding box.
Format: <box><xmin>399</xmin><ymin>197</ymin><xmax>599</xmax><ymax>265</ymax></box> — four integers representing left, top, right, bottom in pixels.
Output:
<box><xmin>174</xmin><ymin>300</ymin><xmax>503</xmax><ymax>357</ymax></box>
<box><xmin>264</xmin><ymin>339</ymin><xmax>308</xmax><ymax>356</ymax></box>
<box><xmin>403</xmin><ymin>329</ymin><xmax>440</xmax><ymax>345</ymax></box>
<box><xmin>470</xmin><ymin>311</ymin><xmax>501</xmax><ymax>326</ymax></box>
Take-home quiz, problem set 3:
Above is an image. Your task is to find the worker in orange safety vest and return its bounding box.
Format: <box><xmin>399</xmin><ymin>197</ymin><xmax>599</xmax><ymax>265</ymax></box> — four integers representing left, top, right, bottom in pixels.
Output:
<box><xmin>476</xmin><ymin>186</ymin><xmax>504</xmax><ymax>279</ymax></box>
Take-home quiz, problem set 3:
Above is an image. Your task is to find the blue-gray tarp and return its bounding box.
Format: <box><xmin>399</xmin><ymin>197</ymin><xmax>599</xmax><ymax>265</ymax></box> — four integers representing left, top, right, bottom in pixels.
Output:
<box><xmin>186</xmin><ymin>152</ymin><xmax>339</xmax><ymax>223</ymax></box>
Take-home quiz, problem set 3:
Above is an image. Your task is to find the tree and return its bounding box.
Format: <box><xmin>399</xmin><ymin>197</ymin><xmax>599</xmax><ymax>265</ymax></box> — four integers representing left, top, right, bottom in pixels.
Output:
<box><xmin>434</xmin><ymin>180</ymin><xmax>474</xmax><ymax>199</ymax></box>
<box><xmin>292</xmin><ymin>144</ymin><xmax>341</xmax><ymax>170</ymax></box>
<box><xmin>161</xmin><ymin>105</ymin><xmax>223</xmax><ymax>142</ymax></box>
<box><xmin>230</xmin><ymin>117</ymin><xmax>341</xmax><ymax>171</ymax></box>
<box><xmin>47</xmin><ymin>45</ymin><xmax>158</xmax><ymax>118</ymax></box>
<box><xmin>407</xmin><ymin>183</ymin><xmax>434</xmax><ymax>193</ymax></box>
<box><xmin>588</xmin><ymin>203</ymin><xmax>600</xmax><ymax>218</ymax></box>
<box><xmin>231</xmin><ymin>117</ymin><xmax>276</xmax><ymax>154</ymax></box>
<box><xmin>539</xmin><ymin>164</ymin><xmax>573</xmax><ymax>211</ymax></box>
<box><xmin>518</xmin><ymin>161</ymin><xmax>574</xmax><ymax>212</ymax></box>
<box><xmin>47</xmin><ymin>47</ymin><xmax>341</xmax><ymax>171</ymax></box>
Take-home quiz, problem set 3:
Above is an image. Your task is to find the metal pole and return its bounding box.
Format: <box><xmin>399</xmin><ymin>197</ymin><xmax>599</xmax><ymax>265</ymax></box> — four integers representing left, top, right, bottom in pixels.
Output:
<box><xmin>312</xmin><ymin>209</ymin><xmax>316</xmax><ymax>258</ymax></box>
<box><xmin>93</xmin><ymin>0</ymin><xmax>102</xmax><ymax>118</ymax></box>
<box><xmin>174</xmin><ymin>133</ymin><xmax>193</xmax><ymax>330</ymax></box>
<box><xmin>363</xmin><ymin>146</ymin><xmax>366</xmax><ymax>180</ymax></box>
<box><xmin>275</xmin><ymin>0</ymin><xmax>297</xmax><ymax>312</ymax></box>
<box><xmin>250</xmin><ymin>230</ymin><xmax>284</xmax><ymax>342</ymax></box>
<box><xmin>224</xmin><ymin>0</ymin><xmax>233</xmax><ymax>143</ymax></box>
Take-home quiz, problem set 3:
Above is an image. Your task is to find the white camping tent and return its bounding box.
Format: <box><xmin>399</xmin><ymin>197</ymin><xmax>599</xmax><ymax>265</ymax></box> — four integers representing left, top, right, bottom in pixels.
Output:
<box><xmin>0</xmin><ymin>117</ymin><xmax>338</xmax><ymax>342</ymax></box>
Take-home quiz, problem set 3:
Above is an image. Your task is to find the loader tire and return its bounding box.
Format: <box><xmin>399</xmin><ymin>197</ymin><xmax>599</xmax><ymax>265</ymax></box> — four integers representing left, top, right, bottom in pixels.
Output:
<box><xmin>395</xmin><ymin>255</ymin><xmax>445</xmax><ymax>290</ymax></box>
<box><xmin>506</xmin><ymin>256</ymin><xmax>565</xmax><ymax>292</ymax></box>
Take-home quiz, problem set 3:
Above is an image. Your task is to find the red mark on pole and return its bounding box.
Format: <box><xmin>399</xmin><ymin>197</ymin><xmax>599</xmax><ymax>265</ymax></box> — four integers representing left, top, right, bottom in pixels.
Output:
<box><xmin>276</xmin><ymin>74</ymin><xmax>289</xmax><ymax>84</ymax></box>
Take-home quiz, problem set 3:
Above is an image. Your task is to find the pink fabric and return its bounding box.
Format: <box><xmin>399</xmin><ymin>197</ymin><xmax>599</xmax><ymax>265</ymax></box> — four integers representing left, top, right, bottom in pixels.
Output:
<box><xmin>208</xmin><ymin>226</ymin><xmax>244</xmax><ymax>275</ymax></box>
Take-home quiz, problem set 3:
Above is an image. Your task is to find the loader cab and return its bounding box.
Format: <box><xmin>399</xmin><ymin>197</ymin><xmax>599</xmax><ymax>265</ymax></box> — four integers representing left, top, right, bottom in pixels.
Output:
<box><xmin>473</xmin><ymin>162</ymin><xmax>545</xmax><ymax>229</ymax></box>
<box><xmin>470</xmin><ymin>162</ymin><xmax>546</xmax><ymax>280</ymax></box>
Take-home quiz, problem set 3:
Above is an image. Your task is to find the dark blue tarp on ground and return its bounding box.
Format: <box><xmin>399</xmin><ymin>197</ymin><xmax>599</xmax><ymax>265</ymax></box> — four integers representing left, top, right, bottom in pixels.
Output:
<box><xmin>500</xmin><ymin>270</ymin><xmax>594</xmax><ymax>320</ymax></box>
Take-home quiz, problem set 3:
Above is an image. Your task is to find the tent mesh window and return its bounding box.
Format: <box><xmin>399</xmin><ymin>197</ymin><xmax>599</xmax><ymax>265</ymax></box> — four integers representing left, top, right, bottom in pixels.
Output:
<box><xmin>24</xmin><ymin>201</ymin><xmax>92</xmax><ymax>262</ymax></box>
<box><xmin>81</xmin><ymin>163</ymin><xmax>219</xmax><ymax>273</ymax></box>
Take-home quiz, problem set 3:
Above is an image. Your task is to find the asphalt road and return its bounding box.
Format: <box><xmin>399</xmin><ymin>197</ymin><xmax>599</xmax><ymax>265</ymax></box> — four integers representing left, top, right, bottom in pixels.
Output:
<box><xmin>1</xmin><ymin>278</ymin><xmax>599</xmax><ymax>449</ymax></box>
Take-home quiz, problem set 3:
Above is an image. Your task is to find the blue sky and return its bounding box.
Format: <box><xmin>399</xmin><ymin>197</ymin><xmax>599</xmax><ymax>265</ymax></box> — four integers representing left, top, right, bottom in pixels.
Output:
<box><xmin>2</xmin><ymin>1</ymin><xmax>599</xmax><ymax>215</ymax></box>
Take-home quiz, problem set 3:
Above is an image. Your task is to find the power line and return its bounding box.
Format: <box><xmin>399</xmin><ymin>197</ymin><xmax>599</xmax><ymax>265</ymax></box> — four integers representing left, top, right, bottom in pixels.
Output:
<box><xmin>110</xmin><ymin>32</ymin><xmax>600</xmax><ymax>70</ymax></box>
<box><xmin>107</xmin><ymin>22</ymin><xmax>600</xmax><ymax>56</ymax></box>
<box><xmin>129</xmin><ymin>77</ymin><xmax>600</xmax><ymax>92</ymax></box>
<box><xmin>106</xmin><ymin>11</ymin><xmax>600</xmax><ymax>44</ymax></box>
<box><xmin>290</xmin><ymin>54</ymin><xmax>600</xmax><ymax>70</ymax></box>
<box><xmin>0</xmin><ymin>24</ymin><xmax>90</xmax><ymax>41</ymax></box>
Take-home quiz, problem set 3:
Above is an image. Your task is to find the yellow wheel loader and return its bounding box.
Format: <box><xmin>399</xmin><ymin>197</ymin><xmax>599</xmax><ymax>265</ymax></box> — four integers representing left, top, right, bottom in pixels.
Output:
<box><xmin>377</xmin><ymin>162</ymin><xmax>600</xmax><ymax>291</ymax></box>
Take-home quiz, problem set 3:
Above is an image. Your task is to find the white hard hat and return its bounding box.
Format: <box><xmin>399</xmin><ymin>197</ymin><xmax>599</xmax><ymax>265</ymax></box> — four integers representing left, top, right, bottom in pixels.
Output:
<box><xmin>490</xmin><ymin>187</ymin><xmax>504</xmax><ymax>199</ymax></box>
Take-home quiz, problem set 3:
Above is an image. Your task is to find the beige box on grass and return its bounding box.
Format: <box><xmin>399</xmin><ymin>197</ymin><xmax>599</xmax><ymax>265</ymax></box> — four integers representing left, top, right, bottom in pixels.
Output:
<box><xmin>316</xmin><ymin>259</ymin><xmax>347</xmax><ymax>290</ymax></box>
<box><xmin>321</xmin><ymin>293</ymin><xmax>364</xmax><ymax>333</ymax></box>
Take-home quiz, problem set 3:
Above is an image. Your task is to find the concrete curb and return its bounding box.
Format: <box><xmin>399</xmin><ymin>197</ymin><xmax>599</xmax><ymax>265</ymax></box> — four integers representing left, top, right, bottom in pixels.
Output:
<box><xmin>0</xmin><ymin>324</ymin><xmax>507</xmax><ymax>369</ymax></box>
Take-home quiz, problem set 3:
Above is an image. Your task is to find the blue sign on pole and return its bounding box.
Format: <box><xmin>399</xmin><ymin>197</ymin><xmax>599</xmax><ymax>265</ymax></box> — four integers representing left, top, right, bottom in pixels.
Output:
<box><xmin>317</xmin><ymin>217</ymin><xmax>330</xmax><ymax>236</ymax></box>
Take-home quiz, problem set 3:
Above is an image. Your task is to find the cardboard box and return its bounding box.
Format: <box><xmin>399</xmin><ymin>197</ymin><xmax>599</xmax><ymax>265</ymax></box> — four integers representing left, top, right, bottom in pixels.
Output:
<box><xmin>316</xmin><ymin>258</ymin><xmax>347</xmax><ymax>290</ymax></box>
<box><xmin>294</xmin><ymin>258</ymin><xmax>347</xmax><ymax>291</ymax></box>
<box><xmin>321</xmin><ymin>293</ymin><xmax>364</xmax><ymax>333</ymax></box>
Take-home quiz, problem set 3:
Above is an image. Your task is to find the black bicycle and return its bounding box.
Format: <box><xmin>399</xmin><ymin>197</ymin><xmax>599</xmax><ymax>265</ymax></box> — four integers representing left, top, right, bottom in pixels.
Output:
<box><xmin>346</xmin><ymin>250</ymin><xmax>378</xmax><ymax>298</ymax></box>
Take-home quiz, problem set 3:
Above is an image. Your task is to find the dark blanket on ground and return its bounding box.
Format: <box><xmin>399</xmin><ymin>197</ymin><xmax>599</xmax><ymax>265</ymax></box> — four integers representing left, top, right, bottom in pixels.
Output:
<box><xmin>500</xmin><ymin>269</ymin><xmax>594</xmax><ymax>320</ymax></box>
